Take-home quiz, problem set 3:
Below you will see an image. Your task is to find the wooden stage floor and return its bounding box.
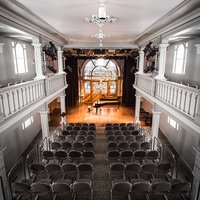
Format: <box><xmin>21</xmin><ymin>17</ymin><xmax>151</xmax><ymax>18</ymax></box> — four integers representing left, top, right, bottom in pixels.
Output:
<box><xmin>50</xmin><ymin>103</ymin><xmax>136</xmax><ymax>127</ymax></box>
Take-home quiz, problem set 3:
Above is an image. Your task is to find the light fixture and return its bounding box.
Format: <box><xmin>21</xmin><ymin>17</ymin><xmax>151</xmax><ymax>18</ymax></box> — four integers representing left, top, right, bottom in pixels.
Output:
<box><xmin>92</xmin><ymin>29</ymin><xmax>110</xmax><ymax>40</ymax></box>
<box><xmin>85</xmin><ymin>0</ymin><xmax>118</xmax><ymax>27</ymax></box>
<box><xmin>92</xmin><ymin>29</ymin><xmax>110</xmax><ymax>48</ymax></box>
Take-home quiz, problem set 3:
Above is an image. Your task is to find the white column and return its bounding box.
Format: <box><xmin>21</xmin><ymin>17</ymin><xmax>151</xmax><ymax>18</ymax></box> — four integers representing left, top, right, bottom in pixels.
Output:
<box><xmin>57</xmin><ymin>47</ymin><xmax>64</xmax><ymax>74</ymax></box>
<box><xmin>151</xmin><ymin>109</ymin><xmax>161</xmax><ymax>149</ymax></box>
<box><xmin>0</xmin><ymin>104</ymin><xmax>4</xmax><ymax>123</ymax></box>
<box><xmin>0</xmin><ymin>43</ymin><xmax>4</xmax><ymax>53</ymax></box>
<box><xmin>60</xmin><ymin>95</ymin><xmax>67</xmax><ymax>127</ymax></box>
<box><xmin>137</xmin><ymin>50</ymin><xmax>145</xmax><ymax>74</ymax></box>
<box><xmin>0</xmin><ymin>147</ymin><xmax>12</xmax><ymax>200</ymax></box>
<box><xmin>32</xmin><ymin>43</ymin><xmax>46</xmax><ymax>79</ymax></box>
<box><xmin>195</xmin><ymin>44</ymin><xmax>200</xmax><ymax>54</ymax></box>
<box><xmin>192</xmin><ymin>147</ymin><xmax>200</xmax><ymax>200</ymax></box>
<box><xmin>135</xmin><ymin>95</ymin><xmax>141</xmax><ymax>123</ymax></box>
<box><xmin>39</xmin><ymin>111</ymin><xmax>50</xmax><ymax>150</ymax></box>
<box><xmin>155</xmin><ymin>43</ymin><xmax>169</xmax><ymax>80</ymax></box>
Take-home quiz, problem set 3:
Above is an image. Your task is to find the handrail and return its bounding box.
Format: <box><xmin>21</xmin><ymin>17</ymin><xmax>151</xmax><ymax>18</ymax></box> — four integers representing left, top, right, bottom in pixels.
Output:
<box><xmin>176</xmin><ymin>156</ymin><xmax>194</xmax><ymax>181</ymax></box>
<box><xmin>163</xmin><ymin>144</ymin><xmax>176</xmax><ymax>178</ymax></box>
<box><xmin>7</xmin><ymin>156</ymin><xmax>25</xmax><ymax>183</ymax></box>
<box><xmin>153</xmin><ymin>137</ymin><xmax>163</xmax><ymax>160</ymax></box>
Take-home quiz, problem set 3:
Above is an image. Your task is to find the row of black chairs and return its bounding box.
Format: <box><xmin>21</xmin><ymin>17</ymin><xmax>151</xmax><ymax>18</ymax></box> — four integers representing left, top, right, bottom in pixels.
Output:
<box><xmin>107</xmin><ymin>150</ymin><xmax>160</xmax><ymax>164</ymax></box>
<box><xmin>107</xmin><ymin>141</ymin><xmax>152</xmax><ymax>152</ymax></box>
<box><xmin>50</xmin><ymin>141</ymin><xmax>95</xmax><ymax>152</ymax></box>
<box><xmin>105</xmin><ymin>123</ymin><xmax>137</xmax><ymax>127</ymax></box>
<box><xmin>110</xmin><ymin>178</ymin><xmax>191</xmax><ymax>200</ymax></box>
<box><xmin>29</xmin><ymin>162</ymin><xmax>94</xmax><ymax>182</ymax></box>
<box><xmin>12</xmin><ymin>178</ymin><xmax>93</xmax><ymax>200</ymax></box>
<box><xmin>109</xmin><ymin>162</ymin><xmax>172</xmax><ymax>181</ymax></box>
<box><xmin>106</xmin><ymin>130</ymin><xmax>140</xmax><ymax>137</ymax></box>
<box><xmin>106</xmin><ymin>135</ymin><xmax>146</xmax><ymax>145</ymax></box>
<box><xmin>42</xmin><ymin>150</ymin><xmax>96</xmax><ymax>164</ymax></box>
<box><xmin>61</xmin><ymin>130</ymin><xmax>96</xmax><ymax>137</ymax></box>
<box><xmin>50</xmin><ymin>135</ymin><xmax>96</xmax><ymax>149</ymax></box>
<box><xmin>65</xmin><ymin>125</ymin><xmax>96</xmax><ymax>131</ymax></box>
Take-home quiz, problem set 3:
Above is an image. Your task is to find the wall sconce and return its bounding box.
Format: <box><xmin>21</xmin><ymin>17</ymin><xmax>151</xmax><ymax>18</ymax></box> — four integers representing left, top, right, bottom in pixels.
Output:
<box><xmin>0</xmin><ymin>43</ymin><xmax>4</xmax><ymax>53</ymax></box>
<box><xmin>195</xmin><ymin>44</ymin><xmax>200</xmax><ymax>54</ymax></box>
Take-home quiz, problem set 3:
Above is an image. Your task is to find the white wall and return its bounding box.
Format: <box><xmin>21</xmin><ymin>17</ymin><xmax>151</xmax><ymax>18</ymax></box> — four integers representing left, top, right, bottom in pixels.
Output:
<box><xmin>141</xmin><ymin>97</ymin><xmax>199</xmax><ymax>168</ymax></box>
<box><xmin>165</xmin><ymin>38</ymin><xmax>200</xmax><ymax>87</ymax></box>
<box><xmin>159</xmin><ymin>106</ymin><xmax>200</xmax><ymax>168</ymax></box>
<box><xmin>0</xmin><ymin>36</ymin><xmax>36</xmax><ymax>85</ymax></box>
<box><xmin>0</xmin><ymin>110</ymin><xmax>41</xmax><ymax>171</ymax></box>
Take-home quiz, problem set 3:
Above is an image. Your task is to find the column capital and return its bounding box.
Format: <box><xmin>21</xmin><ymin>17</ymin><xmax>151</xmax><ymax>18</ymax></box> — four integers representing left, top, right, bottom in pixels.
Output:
<box><xmin>32</xmin><ymin>43</ymin><xmax>42</xmax><ymax>48</ymax></box>
<box><xmin>139</xmin><ymin>50</ymin><xmax>144</xmax><ymax>54</ymax></box>
<box><xmin>39</xmin><ymin>110</ymin><xmax>49</xmax><ymax>115</ymax></box>
<box><xmin>159</xmin><ymin>43</ymin><xmax>169</xmax><ymax>49</ymax></box>
<box><xmin>151</xmin><ymin>109</ymin><xmax>161</xmax><ymax>115</ymax></box>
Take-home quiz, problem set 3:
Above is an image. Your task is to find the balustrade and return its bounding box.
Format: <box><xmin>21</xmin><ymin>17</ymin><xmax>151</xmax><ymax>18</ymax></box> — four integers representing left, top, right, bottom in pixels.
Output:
<box><xmin>155</xmin><ymin>80</ymin><xmax>199</xmax><ymax>119</ymax></box>
<box><xmin>135</xmin><ymin>74</ymin><xmax>199</xmax><ymax>120</ymax></box>
<box><xmin>135</xmin><ymin>74</ymin><xmax>155</xmax><ymax>96</ymax></box>
<box><xmin>0</xmin><ymin>73</ymin><xmax>66</xmax><ymax>122</ymax></box>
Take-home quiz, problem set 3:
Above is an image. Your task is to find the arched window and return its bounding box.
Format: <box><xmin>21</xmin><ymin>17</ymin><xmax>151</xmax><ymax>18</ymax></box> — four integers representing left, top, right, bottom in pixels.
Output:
<box><xmin>82</xmin><ymin>58</ymin><xmax>119</xmax><ymax>98</ymax></box>
<box><xmin>173</xmin><ymin>43</ymin><xmax>188</xmax><ymax>74</ymax></box>
<box><xmin>12</xmin><ymin>42</ymin><xmax>28</xmax><ymax>74</ymax></box>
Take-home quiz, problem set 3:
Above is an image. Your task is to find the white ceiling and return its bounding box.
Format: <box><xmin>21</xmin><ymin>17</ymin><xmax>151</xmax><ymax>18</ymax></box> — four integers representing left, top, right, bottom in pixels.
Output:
<box><xmin>15</xmin><ymin>0</ymin><xmax>184</xmax><ymax>48</ymax></box>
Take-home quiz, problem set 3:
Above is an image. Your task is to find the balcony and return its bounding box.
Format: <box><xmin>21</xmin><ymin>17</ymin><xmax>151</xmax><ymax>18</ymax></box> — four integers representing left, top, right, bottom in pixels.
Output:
<box><xmin>134</xmin><ymin>73</ymin><xmax>200</xmax><ymax>122</ymax></box>
<box><xmin>0</xmin><ymin>73</ymin><xmax>67</xmax><ymax>123</ymax></box>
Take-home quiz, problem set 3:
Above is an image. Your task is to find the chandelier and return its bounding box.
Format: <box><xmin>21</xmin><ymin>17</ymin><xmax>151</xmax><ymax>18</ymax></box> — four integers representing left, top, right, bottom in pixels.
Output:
<box><xmin>84</xmin><ymin>0</ymin><xmax>118</xmax><ymax>27</ymax></box>
<box><xmin>92</xmin><ymin>29</ymin><xmax>110</xmax><ymax>47</ymax></box>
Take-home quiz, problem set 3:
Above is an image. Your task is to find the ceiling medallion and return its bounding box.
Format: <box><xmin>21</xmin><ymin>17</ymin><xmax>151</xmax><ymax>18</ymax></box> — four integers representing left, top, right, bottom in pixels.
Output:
<box><xmin>84</xmin><ymin>1</ymin><xmax>118</xmax><ymax>27</ymax></box>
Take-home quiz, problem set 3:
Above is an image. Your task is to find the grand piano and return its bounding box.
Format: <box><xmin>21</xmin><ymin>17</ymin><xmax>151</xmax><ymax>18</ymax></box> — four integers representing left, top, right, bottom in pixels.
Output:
<box><xmin>93</xmin><ymin>97</ymin><xmax>120</xmax><ymax>113</ymax></box>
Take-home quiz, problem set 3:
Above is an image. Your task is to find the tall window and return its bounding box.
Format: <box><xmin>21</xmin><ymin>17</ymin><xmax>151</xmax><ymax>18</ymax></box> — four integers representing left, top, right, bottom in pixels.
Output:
<box><xmin>172</xmin><ymin>43</ymin><xmax>188</xmax><ymax>74</ymax></box>
<box><xmin>12</xmin><ymin>42</ymin><xmax>28</xmax><ymax>74</ymax></box>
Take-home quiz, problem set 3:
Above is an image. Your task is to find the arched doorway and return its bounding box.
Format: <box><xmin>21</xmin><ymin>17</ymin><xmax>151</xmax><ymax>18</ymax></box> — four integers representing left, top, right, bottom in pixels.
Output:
<box><xmin>79</xmin><ymin>58</ymin><xmax>122</xmax><ymax>103</ymax></box>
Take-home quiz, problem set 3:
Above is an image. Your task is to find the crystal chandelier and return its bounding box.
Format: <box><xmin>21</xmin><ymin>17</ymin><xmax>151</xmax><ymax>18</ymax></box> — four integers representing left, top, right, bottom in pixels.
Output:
<box><xmin>92</xmin><ymin>29</ymin><xmax>110</xmax><ymax>47</ymax></box>
<box><xmin>85</xmin><ymin>0</ymin><xmax>118</xmax><ymax>27</ymax></box>
<box><xmin>92</xmin><ymin>30</ymin><xmax>110</xmax><ymax>40</ymax></box>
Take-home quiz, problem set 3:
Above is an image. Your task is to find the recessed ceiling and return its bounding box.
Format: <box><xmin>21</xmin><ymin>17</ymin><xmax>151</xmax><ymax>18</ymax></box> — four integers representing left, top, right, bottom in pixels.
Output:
<box><xmin>16</xmin><ymin>0</ymin><xmax>184</xmax><ymax>48</ymax></box>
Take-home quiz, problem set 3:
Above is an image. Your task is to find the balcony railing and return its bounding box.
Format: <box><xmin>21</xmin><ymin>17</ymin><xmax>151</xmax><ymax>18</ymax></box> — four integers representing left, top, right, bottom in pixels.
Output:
<box><xmin>0</xmin><ymin>73</ymin><xmax>66</xmax><ymax>122</ymax></box>
<box><xmin>135</xmin><ymin>74</ymin><xmax>155</xmax><ymax>96</ymax></box>
<box><xmin>135</xmin><ymin>74</ymin><xmax>200</xmax><ymax>120</ymax></box>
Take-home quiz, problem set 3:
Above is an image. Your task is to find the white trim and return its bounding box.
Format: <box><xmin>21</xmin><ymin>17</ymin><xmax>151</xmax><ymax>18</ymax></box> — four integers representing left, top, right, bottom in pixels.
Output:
<box><xmin>0</xmin><ymin>85</ymin><xmax>68</xmax><ymax>133</ymax></box>
<box><xmin>134</xmin><ymin>85</ymin><xmax>200</xmax><ymax>134</ymax></box>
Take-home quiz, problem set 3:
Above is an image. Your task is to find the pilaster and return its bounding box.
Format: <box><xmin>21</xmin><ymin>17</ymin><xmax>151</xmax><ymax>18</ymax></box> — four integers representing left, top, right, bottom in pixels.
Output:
<box><xmin>155</xmin><ymin>43</ymin><xmax>169</xmax><ymax>80</ymax></box>
<box><xmin>135</xmin><ymin>95</ymin><xmax>141</xmax><ymax>122</ymax></box>
<box><xmin>136</xmin><ymin>50</ymin><xmax>145</xmax><ymax>74</ymax></box>
<box><xmin>151</xmin><ymin>109</ymin><xmax>161</xmax><ymax>148</ymax></box>
<box><xmin>57</xmin><ymin>47</ymin><xmax>65</xmax><ymax>74</ymax></box>
<box><xmin>32</xmin><ymin>43</ymin><xmax>46</xmax><ymax>79</ymax></box>
<box><xmin>39</xmin><ymin>110</ymin><xmax>50</xmax><ymax>150</ymax></box>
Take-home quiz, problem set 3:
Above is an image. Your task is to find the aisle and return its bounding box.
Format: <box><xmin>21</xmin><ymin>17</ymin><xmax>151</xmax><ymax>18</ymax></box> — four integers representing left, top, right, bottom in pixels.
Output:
<box><xmin>92</xmin><ymin>126</ymin><xmax>110</xmax><ymax>200</ymax></box>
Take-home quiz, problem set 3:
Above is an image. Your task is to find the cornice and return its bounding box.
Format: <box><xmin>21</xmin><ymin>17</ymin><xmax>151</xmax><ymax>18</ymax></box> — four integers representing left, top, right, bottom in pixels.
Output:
<box><xmin>134</xmin><ymin>0</ymin><xmax>200</xmax><ymax>46</ymax></box>
<box><xmin>0</xmin><ymin>0</ymin><xmax>68</xmax><ymax>45</ymax></box>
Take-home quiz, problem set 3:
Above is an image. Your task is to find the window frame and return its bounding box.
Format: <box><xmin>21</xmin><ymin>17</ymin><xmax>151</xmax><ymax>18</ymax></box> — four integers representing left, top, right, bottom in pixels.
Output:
<box><xmin>12</xmin><ymin>41</ymin><xmax>28</xmax><ymax>74</ymax></box>
<box><xmin>172</xmin><ymin>42</ymin><xmax>188</xmax><ymax>75</ymax></box>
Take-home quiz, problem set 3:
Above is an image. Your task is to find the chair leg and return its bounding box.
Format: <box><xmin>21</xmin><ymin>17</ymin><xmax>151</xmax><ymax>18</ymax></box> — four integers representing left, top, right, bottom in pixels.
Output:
<box><xmin>111</xmin><ymin>189</ymin><xmax>113</xmax><ymax>200</ymax></box>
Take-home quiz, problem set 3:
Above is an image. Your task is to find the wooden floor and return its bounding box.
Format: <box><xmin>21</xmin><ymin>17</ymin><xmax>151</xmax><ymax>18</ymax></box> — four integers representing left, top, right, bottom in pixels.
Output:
<box><xmin>50</xmin><ymin>103</ymin><xmax>136</xmax><ymax>127</ymax></box>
